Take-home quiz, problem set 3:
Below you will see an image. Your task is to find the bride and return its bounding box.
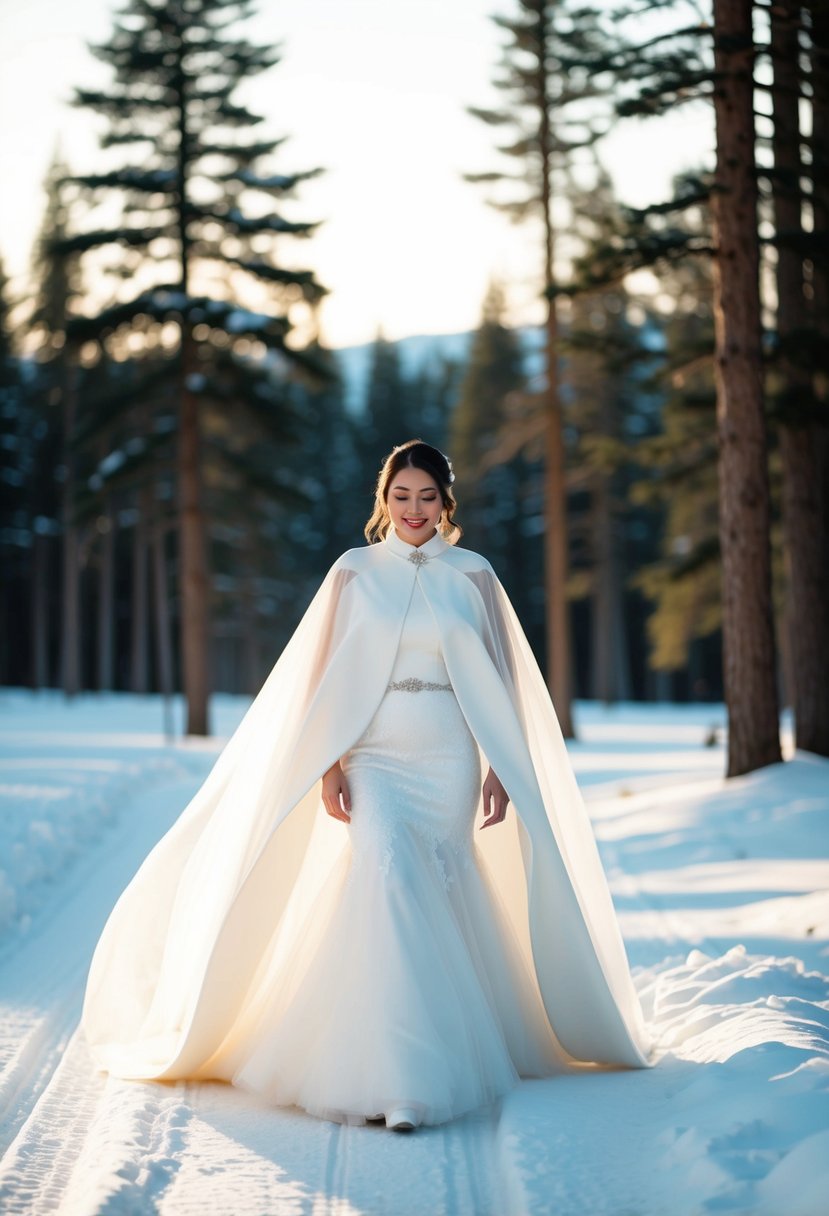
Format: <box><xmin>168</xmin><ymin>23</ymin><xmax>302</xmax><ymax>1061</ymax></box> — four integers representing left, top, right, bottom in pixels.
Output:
<box><xmin>81</xmin><ymin>439</ymin><xmax>653</xmax><ymax>1133</ymax></box>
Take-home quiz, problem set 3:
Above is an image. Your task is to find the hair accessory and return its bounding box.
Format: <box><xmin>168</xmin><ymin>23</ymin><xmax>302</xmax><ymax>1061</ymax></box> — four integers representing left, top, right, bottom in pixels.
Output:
<box><xmin>438</xmin><ymin>449</ymin><xmax>455</xmax><ymax>483</ymax></box>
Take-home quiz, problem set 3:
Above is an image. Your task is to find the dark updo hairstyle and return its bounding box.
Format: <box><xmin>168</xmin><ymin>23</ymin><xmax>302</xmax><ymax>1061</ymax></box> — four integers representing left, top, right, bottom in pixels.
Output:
<box><xmin>364</xmin><ymin>438</ymin><xmax>462</xmax><ymax>545</ymax></box>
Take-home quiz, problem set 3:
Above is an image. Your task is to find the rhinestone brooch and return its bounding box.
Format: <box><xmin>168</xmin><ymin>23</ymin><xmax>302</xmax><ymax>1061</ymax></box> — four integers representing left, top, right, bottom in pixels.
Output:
<box><xmin>408</xmin><ymin>549</ymin><xmax>428</xmax><ymax>566</ymax></box>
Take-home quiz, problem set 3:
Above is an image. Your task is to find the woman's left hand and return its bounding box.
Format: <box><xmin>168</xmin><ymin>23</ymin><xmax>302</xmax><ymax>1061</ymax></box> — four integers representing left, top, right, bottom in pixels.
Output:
<box><xmin>480</xmin><ymin>766</ymin><xmax>509</xmax><ymax>829</ymax></box>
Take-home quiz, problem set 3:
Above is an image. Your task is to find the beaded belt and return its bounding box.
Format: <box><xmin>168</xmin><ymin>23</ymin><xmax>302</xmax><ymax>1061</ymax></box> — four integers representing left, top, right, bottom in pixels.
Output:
<box><xmin>387</xmin><ymin>677</ymin><xmax>453</xmax><ymax>692</ymax></box>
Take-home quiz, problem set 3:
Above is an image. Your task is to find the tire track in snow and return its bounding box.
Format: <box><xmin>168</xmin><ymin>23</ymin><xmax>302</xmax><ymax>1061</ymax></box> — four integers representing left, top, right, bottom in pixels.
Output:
<box><xmin>1</xmin><ymin>751</ymin><xmax>690</xmax><ymax>1216</ymax></box>
<box><xmin>0</xmin><ymin>977</ymin><xmax>83</xmax><ymax>1161</ymax></box>
<box><xmin>57</xmin><ymin>1072</ymin><xmax>508</xmax><ymax>1216</ymax></box>
<box><xmin>60</xmin><ymin>1060</ymin><xmax>194</xmax><ymax>1215</ymax></box>
<box><xmin>0</xmin><ymin>757</ymin><xmax>509</xmax><ymax>1215</ymax></box>
<box><xmin>0</xmin><ymin>1026</ymin><xmax>109</xmax><ymax>1213</ymax></box>
<box><xmin>0</xmin><ymin>775</ymin><xmax>207</xmax><ymax>1162</ymax></box>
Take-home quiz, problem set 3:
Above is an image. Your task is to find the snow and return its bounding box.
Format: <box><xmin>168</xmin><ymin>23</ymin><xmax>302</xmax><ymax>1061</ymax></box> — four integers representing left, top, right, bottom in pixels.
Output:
<box><xmin>0</xmin><ymin>690</ymin><xmax>826</xmax><ymax>1214</ymax></box>
<box><xmin>235</xmin><ymin>170</ymin><xmax>297</xmax><ymax>190</ymax></box>
<box><xmin>146</xmin><ymin>289</ymin><xmax>190</xmax><ymax>312</ymax></box>
<box><xmin>225</xmin><ymin>307</ymin><xmax>275</xmax><ymax>333</ymax></box>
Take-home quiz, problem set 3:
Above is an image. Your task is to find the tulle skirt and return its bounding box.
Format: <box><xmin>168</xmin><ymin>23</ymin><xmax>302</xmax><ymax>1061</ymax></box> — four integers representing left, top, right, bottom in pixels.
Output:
<box><xmin>227</xmin><ymin>682</ymin><xmax>564</xmax><ymax>1127</ymax></box>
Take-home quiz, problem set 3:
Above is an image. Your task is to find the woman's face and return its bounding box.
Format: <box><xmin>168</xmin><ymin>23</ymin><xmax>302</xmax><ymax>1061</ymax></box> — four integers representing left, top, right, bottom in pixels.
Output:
<box><xmin>386</xmin><ymin>465</ymin><xmax>444</xmax><ymax>546</ymax></box>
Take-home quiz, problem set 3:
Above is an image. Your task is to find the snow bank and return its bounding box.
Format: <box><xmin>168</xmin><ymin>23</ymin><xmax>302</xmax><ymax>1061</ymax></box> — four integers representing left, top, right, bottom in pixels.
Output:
<box><xmin>498</xmin><ymin>747</ymin><xmax>829</xmax><ymax>1216</ymax></box>
<box><xmin>0</xmin><ymin>750</ymin><xmax>186</xmax><ymax>941</ymax></box>
<box><xmin>0</xmin><ymin>689</ymin><xmax>245</xmax><ymax>947</ymax></box>
<box><xmin>0</xmin><ymin>690</ymin><xmax>825</xmax><ymax>1215</ymax></box>
<box><xmin>499</xmin><ymin>942</ymin><xmax>829</xmax><ymax>1215</ymax></box>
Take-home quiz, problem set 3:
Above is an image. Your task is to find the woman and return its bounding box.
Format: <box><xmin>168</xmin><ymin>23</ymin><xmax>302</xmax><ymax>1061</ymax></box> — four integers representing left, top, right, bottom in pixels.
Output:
<box><xmin>82</xmin><ymin>439</ymin><xmax>653</xmax><ymax>1133</ymax></box>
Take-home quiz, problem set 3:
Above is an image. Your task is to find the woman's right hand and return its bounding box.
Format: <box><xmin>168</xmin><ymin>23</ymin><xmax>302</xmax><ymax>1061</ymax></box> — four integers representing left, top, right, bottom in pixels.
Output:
<box><xmin>322</xmin><ymin>759</ymin><xmax>352</xmax><ymax>823</ymax></box>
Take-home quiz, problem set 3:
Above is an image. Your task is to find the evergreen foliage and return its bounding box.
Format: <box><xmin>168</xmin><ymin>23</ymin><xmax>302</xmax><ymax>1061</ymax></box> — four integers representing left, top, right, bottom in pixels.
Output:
<box><xmin>360</xmin><ymin>332</ymin><xmax>409</xmax><ymax>474</ymax></box>
<box><xmin>1</xmin><ymin>0</ymin><xmax>826</xmax><ymax>767</ymax></box>
<box><xmin>0</xmin><ymin>262</ymin><xmax>27</xmax><ymax>682</ymax></box>
<box><xmin>58</xmin><ymin>0</ymin><xmax>332</xmax><ymax>732</ymax></box>
<box><xmin>356</xmin><ymin>330</ymin><xmax>459</xmax><ymax>504</ymax></box>
<box><xmin>449</xmin><ymin>283</ymin><xmax>539</xmax><ymax>633</ymax></box>
<box><xmin>627</xmin><ymin>256</ymin><xmax>721</xmax><ymax>683</ymax></box>
<box><xmin>464</xmin><ymin>0</ymin><xmax>623</xmax><ymax>734</ymax></box>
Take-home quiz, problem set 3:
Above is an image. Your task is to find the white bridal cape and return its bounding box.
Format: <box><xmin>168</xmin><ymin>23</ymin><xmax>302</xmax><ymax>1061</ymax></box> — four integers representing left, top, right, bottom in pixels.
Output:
<box><xmin>82</xmin><ymin>528</ymin><xmax>653</xmax><ymax>1094</ymax></box>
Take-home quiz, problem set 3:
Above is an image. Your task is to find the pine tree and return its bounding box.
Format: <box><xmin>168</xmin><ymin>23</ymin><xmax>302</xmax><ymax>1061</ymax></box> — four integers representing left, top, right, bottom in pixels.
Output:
<box><xmin>405</xmin><ymin>357</ymin><xmax>458</xmax><ymax>457</ymax></box>
<box><xmin>609</xmin><ymin>0</ymin><xmax>713</xmax><ymax>121</ymax></box>
<box><xmin>27</xmin><ymin>154</ymin><xmax>84</xmax><ymax>694</ymax></box>
<box><xmin>766</xmin><ymin>0</ymin><xmax>829</xmax><ymax>756</ymax></box>
<box><xmin>569</xmin><ymin>3</ymin><xmax>785</xmax><ymax>770</ymax></box>
<box><xmin>464</xmin><ymin>0</ymin><xmax>615</xmax><ymax>736</ymax></box>
<box><xmin>292</xmin><ymin>353</ymin><xmax>363</xmax><ymax>569</ymax></box>
<box><xmin>627</xmin><ymin>254</ymin><xmax>722</xmax><ymax>686</ymax></box>
<box><xmin>809</xmin><ymin>0</ymin><xmax>829</xmax><ymax>406</ymax></box>
<box><xmin>711</xmin><ymin>0</ymin><xmax>781</xmax><ymax>775</ymax></box>
<box><xmin>567</xmin><ymin>300</ymin><xmax>647</xmax><ymax>703</ymax></box>
<box><xmin>61</xmin><ymin>0</ymin><xmax>329</xmax><ymax>734</ymax></box>
<box><xmin>0</xmin><ymin>261</ymin><xmax>28</xmax><ymax>685</ymax></box>
<box><xmin>566</xmin><ymin>165</ymin><xmax>730</xmax><ymax>703</ymax></box>
<box><xmin>558</xmin><ymin>170</ymin><xmax>662</xmax><ymax>703</ymax></box>
<box><xmin>449</xmin><ymin>283</ymin><xmax>533</xmax><ymax>619</ymax></box>
<box><xmin>806</xmin><ymin>1</ymin><xmax>829</xmax><ymax>638</ymax></box>
<box><xmin>360</xmin><ymin>331</ymin><xmax>410</xmax><ymax>466</ymax></box>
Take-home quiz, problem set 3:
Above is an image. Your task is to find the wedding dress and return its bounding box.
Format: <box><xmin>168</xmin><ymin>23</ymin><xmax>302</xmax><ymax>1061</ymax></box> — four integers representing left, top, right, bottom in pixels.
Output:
<box><xmin>81</xmin><ymin>527</ymin><xmax>653</xmax><ymax>1125</ymax></box>
<box><xmin>224</xmin><ymin>576</ymin><xmax>565</xmax><ymax>1127</ymax></box>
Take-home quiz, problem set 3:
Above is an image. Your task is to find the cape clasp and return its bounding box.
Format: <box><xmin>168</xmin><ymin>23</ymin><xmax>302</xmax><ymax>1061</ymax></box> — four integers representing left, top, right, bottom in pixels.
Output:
<box><xmin>408</xmin><ymin>549</ymin><xmax>428</xmax><ymax>567</ymax></box>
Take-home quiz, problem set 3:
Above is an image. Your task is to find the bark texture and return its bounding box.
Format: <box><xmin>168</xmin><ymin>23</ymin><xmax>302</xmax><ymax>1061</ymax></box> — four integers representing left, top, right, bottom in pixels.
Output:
<box><xmin>178</xmin><ymin>326</ymin><xmax>210</xmax><ymax>736</ymax></box>
<box><xmin>771</xmin><ymin>0</ymin><xmax>829</xmax><ymax>755</ymax></box>
<box><xmin>538</xmin><ymin>4</ymin><xmax>574</xmax><ymax>736</ymax></box>
<box><xmin>711</xmin><ymin>0</ymin><xmax>782</xmax><ymax>775</ymax></box>
<box><xmin>60</xmin><ymin>364</ymin><xmax>81</xmax><ymax>697</ymax></box>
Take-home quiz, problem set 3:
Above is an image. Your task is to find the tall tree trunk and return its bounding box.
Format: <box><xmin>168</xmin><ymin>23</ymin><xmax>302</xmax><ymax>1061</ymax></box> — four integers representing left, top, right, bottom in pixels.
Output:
<box><xmin>543</xmin><ymin>299</ymin><xmax>574</xmax><ymax>734</ymax></box>
<box><xmin>806</xmin><ymin>0</ymin><xmax>829</xmax><ymax>732</ymax></box>
<box><xmin>771</xmin><ymin>0</ymin><xmax>829</xmax><ymax>756</ymax></box>
<box><xmin>242</xmin><ymin>529</ymin><xmax>262</xmax><ymax>696</ymax></box>
<box><xmin>174</xmin><ymin>58</ymin><xmax>210</xmax><ymax>736</ymax></box>
<box><xmin>60</xmin><ymin>360</ymin><xmax>81</xmax><ymax>696</ymax></box>
<box><xmin>178</xmin><ymin>327</ymin><xmax>210</xmax><ymax>735</ymax></box>
<box><xmin>711</xmin><ymin>0</ymin><xmax>782</xmax><ymax>775</ymax></box>
<box><xmin>152</xmin><ymin>515</ymin><xmax>174</xmax><ymax>700</ymax></box>
<box><xmin>591</xmin><ymin>469</ymin><xmax>631</xmax><ymax>703</ymax></box>
<box><xmin>537</xmin><ymin>19</ymin><xmax>574</xmax><ymax>737</ymax></box>
<box><xmin>131</xmin><ymin>481</ymin><xmax>150</xmax><ymax>693</ymax></box>
<box><xmin>591</xmin><ymin>383</ymin><xmax>631</xmax><ymax>704</ymax></box>
<box><xmin>97</xmin><ymin>496</ymin><xmax>116</xmax><ymax>691</ymax></box>
<box><xmin>31</xmin><ymin>532</ymin><xmax>50</xmax><ymax>688</ymax></box>
<box><xmin>777</xmin><ymin>432</ymin><xmax>829</xmax><ymax>755</ymax></box>
<box><xmin>809</xmin><ymin>0</ymin><xmax>829</xmax><ymax>416</ymax></box>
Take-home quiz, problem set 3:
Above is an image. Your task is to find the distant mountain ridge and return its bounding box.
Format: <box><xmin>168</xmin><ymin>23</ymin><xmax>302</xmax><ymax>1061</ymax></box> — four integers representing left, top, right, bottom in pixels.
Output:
<box><xmin>330</xmin><ymin>326</ymin><xmax>547</xmax><ymax>413</ymax></box>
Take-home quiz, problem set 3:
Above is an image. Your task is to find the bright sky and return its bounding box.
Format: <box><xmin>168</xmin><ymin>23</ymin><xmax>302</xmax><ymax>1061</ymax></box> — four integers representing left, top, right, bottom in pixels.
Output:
<box><xmin>0</xmin><ymin>0</ymin><xmax>713</xmax><ymax>349</ymax></box>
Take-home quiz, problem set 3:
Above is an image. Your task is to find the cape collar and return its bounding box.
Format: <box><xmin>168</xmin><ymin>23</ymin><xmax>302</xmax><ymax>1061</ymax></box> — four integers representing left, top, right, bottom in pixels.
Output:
<box><xmin>383</xmin><ymin>527</ymin><xmax>449</xmax><ymax>564</ymax></box>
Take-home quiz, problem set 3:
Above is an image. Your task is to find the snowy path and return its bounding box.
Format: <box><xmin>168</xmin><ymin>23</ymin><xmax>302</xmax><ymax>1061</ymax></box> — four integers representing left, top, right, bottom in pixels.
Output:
<box><xmin>0</xmin><ymin>777</ymin><xmax>202</xmax><ymax>1190</ymax></box>
<box><xmin>0</xmin><ymin>693</ymin><xmax>827</xmax><ymax>1215</ymax></box>
<box><xmin>2</xmin><ymin>1030</ymin><xmax>506</xmax><ymax>1215</ymax></box>
<box><xmin>0</xmin><ymin>697</ymin><xmax>511</xmax><ymax>1215</ymax></box>
<box><xmin>0</xmin><ymin>763</ymin><xmax>507</xmax><ymax>1214</ymax></box>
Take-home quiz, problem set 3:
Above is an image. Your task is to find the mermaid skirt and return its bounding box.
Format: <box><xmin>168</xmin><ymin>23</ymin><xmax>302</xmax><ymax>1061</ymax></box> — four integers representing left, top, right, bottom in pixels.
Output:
<box><xmin>227</xmin><ymin>682</ymin><xmax>564</xmax><ymax>1127</ymax></box>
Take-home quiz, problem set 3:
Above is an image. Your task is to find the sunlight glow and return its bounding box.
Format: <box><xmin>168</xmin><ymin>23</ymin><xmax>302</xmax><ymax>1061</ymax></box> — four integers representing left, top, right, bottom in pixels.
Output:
<box><xmin>0</xmin><ymin>0</ymin><xmax>713</xmax><ymax>347</ymax></box>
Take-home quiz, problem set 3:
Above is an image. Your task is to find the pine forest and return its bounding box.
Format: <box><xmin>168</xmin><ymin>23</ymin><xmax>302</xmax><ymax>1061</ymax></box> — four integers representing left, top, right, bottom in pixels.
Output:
<box><xmin>1</xmin><ymin>0</ymin><xmax>826</xmax><ymax>777</ymax></box>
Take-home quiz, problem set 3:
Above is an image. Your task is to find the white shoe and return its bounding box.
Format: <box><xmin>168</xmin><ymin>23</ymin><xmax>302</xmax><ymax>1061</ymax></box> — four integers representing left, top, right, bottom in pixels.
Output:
<box><xmin>386</xmin><ymin>1105</ymin><xmax>418</xmax><ymax>1132</ymax></box>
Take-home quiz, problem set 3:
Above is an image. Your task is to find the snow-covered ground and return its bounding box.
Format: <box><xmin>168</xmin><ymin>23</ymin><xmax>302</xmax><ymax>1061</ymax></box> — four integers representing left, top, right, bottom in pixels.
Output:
<box><xmin>0</xmin><ymin>688</ymin><xmax>826</xmax><ymax>1215</ymax></box>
